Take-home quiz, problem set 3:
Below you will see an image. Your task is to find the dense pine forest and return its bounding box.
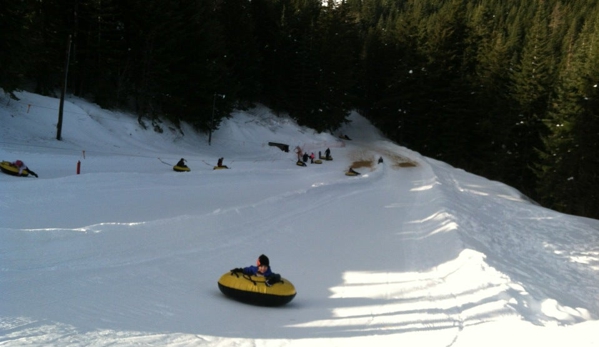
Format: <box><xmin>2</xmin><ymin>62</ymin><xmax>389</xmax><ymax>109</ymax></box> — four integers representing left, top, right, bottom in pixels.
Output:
<box><xmin>1</xmin><ymin>0</ymin><xmax>598</xmax><ymax>219</ymax></box>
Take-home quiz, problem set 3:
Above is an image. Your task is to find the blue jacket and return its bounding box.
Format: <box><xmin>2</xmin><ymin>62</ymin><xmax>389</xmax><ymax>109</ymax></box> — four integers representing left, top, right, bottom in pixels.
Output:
<box><xmin>243</xmin><ymin>265</ymin><xmax>273</xmax><ymax>277</ymax></box>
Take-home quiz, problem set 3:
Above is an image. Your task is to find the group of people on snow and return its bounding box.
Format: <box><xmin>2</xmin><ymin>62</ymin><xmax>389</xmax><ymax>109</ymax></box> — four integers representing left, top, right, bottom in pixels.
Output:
<box><xmin>297</xmin><ymin>147</ymin><xmax>332</xmax><ymax>164</ymax></box>
<box><xmin>9</xmin><ymin>145</ymin><xmax>346</xmax><ymax>179</ymax></box>
<box><xmin>301</xmin><ymin>152</ymin><xmax>316</xmax><ymax>164</ymax></box>
<box><xmin>178</xmin><ymin>157</ymin><xmax>228</xmax><ymax>168</ymax></box>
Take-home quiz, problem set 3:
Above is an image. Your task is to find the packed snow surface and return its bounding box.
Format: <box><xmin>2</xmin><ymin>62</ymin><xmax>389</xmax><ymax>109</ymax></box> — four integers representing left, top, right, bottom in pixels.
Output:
<box><xmin>1</xmin><ymin>91</ymin><xmax>599</xmax><ymax>346</ymax></box>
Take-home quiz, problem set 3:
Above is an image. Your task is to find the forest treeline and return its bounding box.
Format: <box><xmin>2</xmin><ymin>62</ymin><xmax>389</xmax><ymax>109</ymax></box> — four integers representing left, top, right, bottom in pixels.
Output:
<box><xmin>1</xmin><ymin>0</ymin><xmax>598</xmax><ymax>219</ymax></box>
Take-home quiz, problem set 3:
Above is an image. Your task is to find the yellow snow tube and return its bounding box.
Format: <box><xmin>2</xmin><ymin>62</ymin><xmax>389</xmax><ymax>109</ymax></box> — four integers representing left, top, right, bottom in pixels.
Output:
<box><xmin>173</xmin><ymin>165</ymin><xmax>190</xmax><ymax>172</ymax></box>
<box><xmin>218</xmin><ymin>271</ymin><xmax>296</xmax><ymax>306</ymax></box>
<box><xmin>0</xmin><ymin>161</ymin><xmax>30</xmax><ymax>177</ymax></box>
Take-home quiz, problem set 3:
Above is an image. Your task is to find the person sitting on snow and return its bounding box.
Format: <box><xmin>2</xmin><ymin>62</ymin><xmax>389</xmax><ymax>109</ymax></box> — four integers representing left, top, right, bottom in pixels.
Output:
<box><xmin>217</xmin><ymin>157</ymin><xmax>229</xmax><ymax>168</ymax></box>
<box><xmin>231</xmin><ymin>254</ymin><xmax>281</xmax><ymax>286</ymax></box>
<box><xmin>348</xmin><ymin>166</ymin><xmax>359</xmax><ymax>175</ymax></box>
<box><xmin>176</xmin><ymin>158</ymin><xmax>187</xmax><ymax>168</ymax></box>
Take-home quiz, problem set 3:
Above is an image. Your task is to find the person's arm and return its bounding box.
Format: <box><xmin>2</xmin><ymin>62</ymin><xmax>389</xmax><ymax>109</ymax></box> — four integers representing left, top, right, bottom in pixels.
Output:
<box><xmin>242</xmin><ymin>266</ymin><xmax>258</xmax><ymax>275</ymax></box>
<box><xmin>265</xmin><ymin>273</ymin><xmax>280</xmax><ymax>286</ymax></box>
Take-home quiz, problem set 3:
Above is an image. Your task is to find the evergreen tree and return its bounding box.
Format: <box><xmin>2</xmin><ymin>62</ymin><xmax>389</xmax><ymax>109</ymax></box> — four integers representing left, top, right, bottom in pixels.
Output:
<box><xmin>357</xmin><ymin>3</ymin><xmax>417</xmax><ymax>144</ymax></box>
<box><xmin>216</xmin><ymin>0</ymin><xmax>262</xmax><ymax>106</ymax></box>
<box><xmin>506</xmin><ymin>2</ymin><xmax>555</xmax><ymax>196</ymax></box>
<box><xmin>0</xmin><ymin>0</ymin><xmax>28</xmax><ymax>97</ymax></box>
<box><xmin>278</xmin><ymin>0</ymin><xmax>323</xmax><ymax>127</ymax></box>
<box><xmin>538</xmin><ymin>15</ymin><xmax>599</xmax><ymax>217</ymax></box>
<box><xmin>387</xmin><ymin>0</ymin><xmax>476</xmax><ymax>165</ymax></box>
<box><xmin>118</xmin><ymin>0</ymin><xmax>171</xmax><ymax>121</ymax></box>
<box><xmin>468</xmin><ymin>1</ymin><xmax>516</xmax><ymax>180</ymax></box>
<box><xmin>25</xmin><ymin>0</ymin><xmax>76</xmax><ymax>96</ymax></box>
<box><xmin>303</xmin><ymin>1</ymin><xmax>360</xmax><ymax>131</ymax></box>
<box><xmin>72</xmin><ymin>0</ymin><xmax>130</xmax><ymax>108</ymax></box>
<box><xmin>250</xmin><ymin>0</ymin><xmax>292</xmax><ymax>113</ymax></box>
<box><xmin>156</xmin><ymin>0</ymin><xmax>234</xmax><ymax>131</ymax></box>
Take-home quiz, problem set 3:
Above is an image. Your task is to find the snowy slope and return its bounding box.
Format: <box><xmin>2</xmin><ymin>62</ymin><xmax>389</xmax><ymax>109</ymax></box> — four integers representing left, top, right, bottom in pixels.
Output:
<box><xmin>1</xmin><ymin>91</ymin><xmax>598</xmax><ymax>346</ymax></box>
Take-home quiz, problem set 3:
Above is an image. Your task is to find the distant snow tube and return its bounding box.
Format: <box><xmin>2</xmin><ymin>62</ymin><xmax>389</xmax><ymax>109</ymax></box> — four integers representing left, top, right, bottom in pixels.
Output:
<box><xmin>218</xmin><ymin>271</ymin><xmax>297</xmax><ymax>306</ymax></box>
<box><xmin>319</xmin><ymin>156</ymin><xmax>333</xmax><ymax>161</ymax></box>
<box><xmin>213</xmin><ymin>166</ymin><xmax>229</xmax><ymax>170</ymax></box>
<box><xmin>345</xmin><ymin>170</ymin><xmax>360</xmax><ymax>176</ymax></box>
<box><xmin>296</xmin><ymin>161</ymin><xmax>307</xmax><ymax>167</ymax></box>
<box><xmin>313</xmin><ymin>160</ymin><xmax>323</xmax><ymax>164</ymax></box>
<box><xmin>173</xmin><ymin>165</ymin><xmax>190</xmax><ymax>172</ymax></box>
<box><xmin>0</xmin><ymin>161</ymin><xmax>29</xmax><ymax>177</ymax></box>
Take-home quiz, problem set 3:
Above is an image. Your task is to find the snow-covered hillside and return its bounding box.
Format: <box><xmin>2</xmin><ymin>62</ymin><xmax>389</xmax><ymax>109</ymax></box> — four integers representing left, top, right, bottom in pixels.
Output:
<box><xmin>1</xmin><ymin>91</ymin><xmax>598</xmax><ymax>346</ymax></box>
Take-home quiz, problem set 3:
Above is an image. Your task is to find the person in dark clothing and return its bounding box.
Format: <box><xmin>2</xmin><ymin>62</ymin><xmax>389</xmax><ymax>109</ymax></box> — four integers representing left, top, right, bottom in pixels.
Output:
<box><xmin>231</xmin><ymin>254</ymin><xmax>281</xmax><ymax>286</ymax></box>
<box><xmin>176</xmin><ymin>158</ymin><xmax>187</xmax><ymax>167</ymax></box>
<box><xmin>302</xmin><ymin>153</ymin><xmax>309</xmax><ymax>163</ymax></box>
<box><xmin>215</xmin><ymin>157</ymin><xmax>229</xmax><ymax>169</ymax></box>
<box><xmin>348</xmin><ymin>166</ymin><xmax>360</xmax><ymax>175</ymax></box>
<box><xmin>325</xmin><ymin>148</ymin><xmax>331</xmax><ymax>159</ymax></box>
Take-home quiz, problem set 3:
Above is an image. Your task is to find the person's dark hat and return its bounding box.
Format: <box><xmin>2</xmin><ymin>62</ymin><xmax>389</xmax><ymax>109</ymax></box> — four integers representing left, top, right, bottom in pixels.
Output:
<box><xmin>258</xmin><ymin>254</ymin><xmax>269</xmax><ymax>267</ymax></box>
